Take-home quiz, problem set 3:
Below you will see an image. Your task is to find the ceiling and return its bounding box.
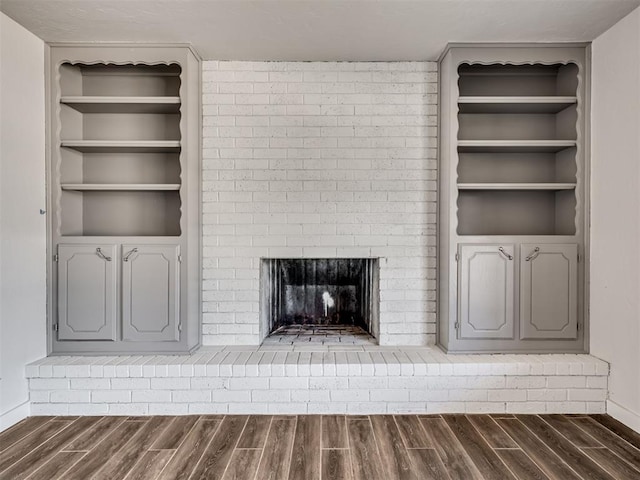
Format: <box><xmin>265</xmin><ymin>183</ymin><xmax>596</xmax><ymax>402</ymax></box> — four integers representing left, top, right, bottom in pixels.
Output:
<box><xmin>2</xmin><ymin>0</ymin><xmax>639</xmax><ymax>61</ymax></box>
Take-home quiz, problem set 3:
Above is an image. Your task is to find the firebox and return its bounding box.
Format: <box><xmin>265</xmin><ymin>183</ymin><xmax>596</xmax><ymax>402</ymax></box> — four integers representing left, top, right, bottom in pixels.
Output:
<box><xmin>260</xmin><ymin>258</ymin><xmax>379</xmax><ymax>342</ymax></box>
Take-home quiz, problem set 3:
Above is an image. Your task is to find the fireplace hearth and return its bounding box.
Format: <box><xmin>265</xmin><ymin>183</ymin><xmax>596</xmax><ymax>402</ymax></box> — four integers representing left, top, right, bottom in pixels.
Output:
<box><xmin>260</xmin><ymin>258</ymin><xmax>379</xmax><ymax>343</ymax></box>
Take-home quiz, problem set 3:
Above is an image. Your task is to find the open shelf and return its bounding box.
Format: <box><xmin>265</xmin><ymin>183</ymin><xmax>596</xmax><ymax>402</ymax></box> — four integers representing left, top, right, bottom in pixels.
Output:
<box><xmin>458</xmin><ymin>109</ymin><xmax>576</xmax><ymax>142</ymax></box>
<box><xmin>60</xmin><ymin>63</ymin><xmax>181</xmax><ymax>97</ymax></box>
<box><xmin>458</xmin><ymin>96</ymin><xmax>577</xmax><ymax>114</ymax></box>
<box><xmin>455</xmin><ymin>62</ymin><xmax>579</xmax><ymax>238</ymax></box>
<box><xmin>61</xmin><ymin>140</ymin><xmax>181</xmax><ymax>153</ymax></box>
<box><xmin>61</xmin><ymin>184</ymin><xmax>180</xmax><ymax>191</ymax></box>
<box><xmin>458</xmin><ymin>183</ymin><xmax>576</xmax><ymax>191</ymax></box>
<box><xmin>457</xmin><ymin>149</ymin><xmax>577</xmax><ymax>184</ymax></box>
<box><xmin>457</xmin><ymin>190</ymin><xmax>576</xmax><ymax>236</ymax></box>
<box><xmin>457</xmin><ymin>140</ymin><xmax>576</xmax><ymax>153</ymax></box>
<box><xmin>56</xmin><ymin>62</ymin><xmax>185</xmax><ymax>239</ymax></box>
<box><xmin>61</xmin><ymin>96</ymin><xmax>181</xmax><ymax>114</ymax></box>
<box><xmin>60</xmin><ymin>189</ymin><xmax>181</xmax><ymax>236</ymax></box>
<box><xmin>458</xmin><ymin>64</ymin><xmax>579</xmax><ymax>97</ymax></box>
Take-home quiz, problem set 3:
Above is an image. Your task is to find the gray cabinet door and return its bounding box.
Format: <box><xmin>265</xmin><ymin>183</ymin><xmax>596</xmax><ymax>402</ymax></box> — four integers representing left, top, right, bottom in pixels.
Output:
<box><xmin>122</xmin><ymin>244</ymin><xmax>180</xmax><ymax>342</ymax></box>
<box><xmin>57</xmin><ymin>244</ymin><xmax>117</xmax><ymax>341</ymax></box>
<box><xmin>458</xmin><ymin>244</ymin><xmax>515</xmax><ymax>339</ymax></box>
<box><xmin>520</xmin><ymin>243</ymin><xmax>578</xmax><ymax>339</ymax></box>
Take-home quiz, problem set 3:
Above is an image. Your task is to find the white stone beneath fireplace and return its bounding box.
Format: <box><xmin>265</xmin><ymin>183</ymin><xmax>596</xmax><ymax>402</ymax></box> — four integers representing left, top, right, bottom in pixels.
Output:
<box><xmin>26</xmin><ymin>347</ymin><xmax>609</xmax><ymax>416</ymax></box>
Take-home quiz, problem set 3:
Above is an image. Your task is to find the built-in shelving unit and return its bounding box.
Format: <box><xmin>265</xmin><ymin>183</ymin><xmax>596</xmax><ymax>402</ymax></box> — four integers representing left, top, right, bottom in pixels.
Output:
<box><xmin>48</xmin><ymin>45</ymin><xmax>201</xmax><ymax>355</ymax></box>
<box><xmin>455</xmin><ymin>61</ymin><xmax>580</xmax><ymax>237</ymax></box>
<box><xmin>438</xmin><ymin>45</ymin><xmax>588</xmax><ymax>354</ymax></box>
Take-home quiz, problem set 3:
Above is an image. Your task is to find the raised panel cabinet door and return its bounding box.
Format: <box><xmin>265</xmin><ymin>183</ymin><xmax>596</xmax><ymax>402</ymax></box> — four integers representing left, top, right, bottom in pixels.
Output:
<box><xmin>520</xmin><ymin>243</ymin><xmax>578</xmax><ymax>339</ymax></box>
<box><xmin>458</xmin><ymin>244</ymin><xmax>515</xmax><ymax>339</ymax></box>
<box><xmin>57</xmin><ymin>244</ymin><xmax>117</xmax><ymax>340</ymax></box>
<box><xmin>122</xmin><ymin>245</ymin><xmax>180</xmax><ymax>342</ymax></box>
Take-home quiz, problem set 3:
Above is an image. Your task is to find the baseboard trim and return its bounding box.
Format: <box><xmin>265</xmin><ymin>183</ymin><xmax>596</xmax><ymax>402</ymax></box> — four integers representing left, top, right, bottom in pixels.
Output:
<box><xmin>607</xmin><ymin>399</ymin><xmax>640</xmax><ymax>433</ymax></box>
<box><xmin>0</xmin><ymin>401</ymin><xmax>30</xmax><ymax>432</ymax></box>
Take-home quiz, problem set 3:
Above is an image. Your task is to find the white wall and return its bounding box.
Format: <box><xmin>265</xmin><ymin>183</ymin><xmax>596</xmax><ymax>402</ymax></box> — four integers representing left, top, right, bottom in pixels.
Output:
<box><xmin>591</xmin><ymin>6</ymin><xmax>640</xmax><ymax>432</ymax></box>
<box><xmin>0</xmin><ymin>13</ymin><xmax>47</xmax><ymax>429</ymax></box>
<box><xmin>201</xmin><ymin>62</ymin><xmax>438</xmax><ymax>346</ymax></box>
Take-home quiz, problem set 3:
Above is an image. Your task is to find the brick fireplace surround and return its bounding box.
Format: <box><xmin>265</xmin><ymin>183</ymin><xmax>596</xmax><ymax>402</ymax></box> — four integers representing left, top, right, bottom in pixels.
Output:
<box><xmin>27</xmin><ymin>61</ymin><xmax>609</xmax><ymax>416</ymax></box>
<box><xmin>201</xmin><ymin>61</ymin><xmax>438</xmax><ymax>346</ymax></box>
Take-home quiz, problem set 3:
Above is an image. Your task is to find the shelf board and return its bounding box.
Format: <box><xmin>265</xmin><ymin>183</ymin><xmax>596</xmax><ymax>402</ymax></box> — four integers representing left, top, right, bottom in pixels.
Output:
<box><xmin>458</xmin><ymin>183</ymin><xmax>576</xmax><ymax>191</ymax></box>
<box><xmin>61</xmin><ymin>184</ymin><xmax>181</xmax><ymax>191</ymax></box>
<box><xmin>458</xmin><ymin>96</ymin><xmax>577</xmax><ymax>114</ymax></box>
<box><xmin>61</xmin><ymin>140</ymin><xmax>181</xmax><ymax>153</ymax></box>
<box><xmin>458</xmin><ymin>140</ymin><xmax>576</xmax><ymax>153</ymax></box>
<box><xmin>61</xmin><ymin>96</ymin><xmax>181</xmax><ymax>114</ymax></box>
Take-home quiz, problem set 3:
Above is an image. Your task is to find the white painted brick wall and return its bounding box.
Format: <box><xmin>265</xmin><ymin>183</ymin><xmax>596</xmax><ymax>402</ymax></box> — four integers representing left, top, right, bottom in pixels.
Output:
<box><xmin>202</xmin><ymin>61</ymin><xmax>438</xmax><ymax>345</ymax></box>
<box><xmin>26</xmin><ymin>350</ymin><xmax>609</xmax><ymax>416</ymax></box>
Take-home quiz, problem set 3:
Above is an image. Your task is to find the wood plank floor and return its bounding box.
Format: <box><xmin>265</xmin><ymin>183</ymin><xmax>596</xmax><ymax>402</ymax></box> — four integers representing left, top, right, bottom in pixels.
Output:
<box><xmin>1</xmin><ymin>414</ymin><xmax>638</xmax><ymax>480</ymax></box>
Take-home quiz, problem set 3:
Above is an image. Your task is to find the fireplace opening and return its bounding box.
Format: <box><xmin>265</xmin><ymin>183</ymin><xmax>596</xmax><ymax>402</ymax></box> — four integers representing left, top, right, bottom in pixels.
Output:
<box><xmin>260</xmin><ymin>258</ymin><xmax>379</xmax><ymax>344</ymax></box>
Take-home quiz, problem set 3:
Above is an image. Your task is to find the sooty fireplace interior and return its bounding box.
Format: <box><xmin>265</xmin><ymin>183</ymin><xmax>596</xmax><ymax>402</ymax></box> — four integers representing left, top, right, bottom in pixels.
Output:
<box><xmin>260</xmin><ymin>258</ymin><xmax>379</xmax><ymax>341</ymax></box>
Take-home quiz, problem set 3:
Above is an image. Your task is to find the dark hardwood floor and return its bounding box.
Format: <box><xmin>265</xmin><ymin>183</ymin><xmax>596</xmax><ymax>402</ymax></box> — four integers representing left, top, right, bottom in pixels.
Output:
<box><xmin>1</xmin><ymin>414</ymin><xmax>639</xmax><ymax>479</ymax></box>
